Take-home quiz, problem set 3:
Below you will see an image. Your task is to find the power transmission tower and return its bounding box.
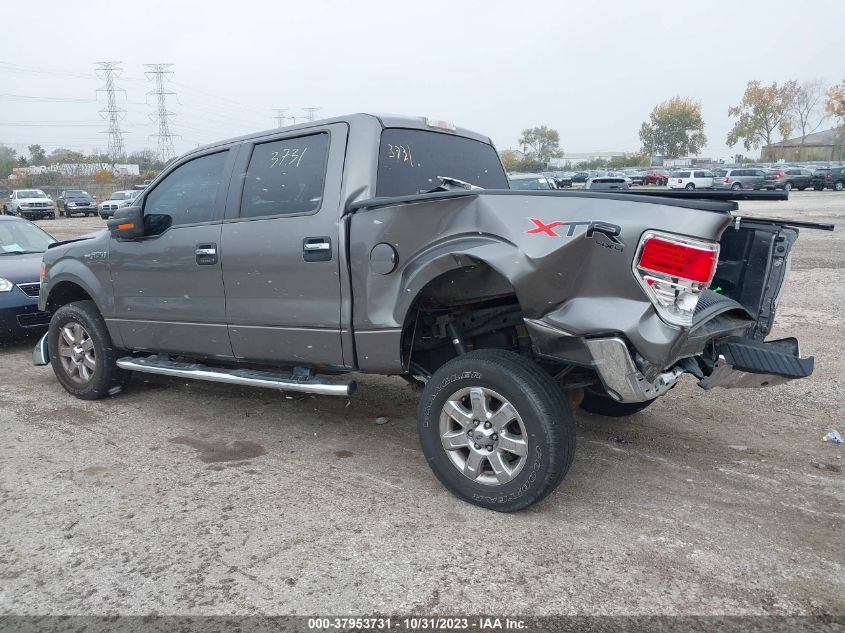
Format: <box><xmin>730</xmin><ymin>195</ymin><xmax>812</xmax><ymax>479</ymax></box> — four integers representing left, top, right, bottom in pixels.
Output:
<box><xmin>144</xmin><ymin>63</ymin><xmax>179</xmax><ymax>162</ymax></box>
<box><xmin>302</xmin><ymin>107</ymin><xmax>321</xmax><ymax>122</ymax></box>
<box><xmin>273</xmin><ymin>108</ymin><xmax>289</xmax><ymax>128</ymax></box>
<box><xmin>95</xmin><ymin>61</ymin><xmax>126</xmax><ymax>160</ymax></box>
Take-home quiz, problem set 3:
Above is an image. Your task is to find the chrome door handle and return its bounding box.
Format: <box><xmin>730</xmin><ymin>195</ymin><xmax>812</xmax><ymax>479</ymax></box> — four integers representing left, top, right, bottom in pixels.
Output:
<box><xmin>303</xmin><ymin>242</ymin><xmax>330</xmax><ymax>251</ymax></box>
<box><xmin>195</xmin><ymin>247</ymin><xmax>217</xmax><ymax>255</ymax></box>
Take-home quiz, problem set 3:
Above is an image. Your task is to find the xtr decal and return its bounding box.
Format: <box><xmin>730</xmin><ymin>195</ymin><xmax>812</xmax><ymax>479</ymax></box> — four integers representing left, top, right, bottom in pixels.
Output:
<box><xmin>527</xmin><ymin>218</ymin><xmax>624</xmax><ymax>251</ymax></box>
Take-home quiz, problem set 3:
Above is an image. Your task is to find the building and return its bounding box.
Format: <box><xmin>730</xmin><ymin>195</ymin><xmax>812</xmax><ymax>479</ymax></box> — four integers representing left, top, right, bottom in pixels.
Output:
<box><xmin>549</xmin><ymin>152</ymin><xmax>627</xmax><ymax>168</ymax></box>
<box><xmin>762</xmin><ymin>128</ymin><xmax>845</xmax><ymax>163</ymax></box>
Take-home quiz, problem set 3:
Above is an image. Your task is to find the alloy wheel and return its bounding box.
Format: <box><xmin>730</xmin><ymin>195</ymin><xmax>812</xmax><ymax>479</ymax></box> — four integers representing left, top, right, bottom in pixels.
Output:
<box><xmin>57</xmin><ymin>321</ymin><xmax>97</xmax><ymax>384</ymax></box>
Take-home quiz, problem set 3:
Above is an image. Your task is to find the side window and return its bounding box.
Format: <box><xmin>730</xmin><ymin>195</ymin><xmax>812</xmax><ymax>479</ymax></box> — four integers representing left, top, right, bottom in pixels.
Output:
<box><xmin>143</xmin><ymin>151</ymin><xmax>228</xmax><ymax>236</ymax></box>
<box><xmin>694</xmin><ymin>171</ymin><xmax>706</xmax><ymax>178</ymax></box>
<box><xmin>240</xmin><ymin>133</ymin><xmax>329</xmax><ymax>219</ymax></box>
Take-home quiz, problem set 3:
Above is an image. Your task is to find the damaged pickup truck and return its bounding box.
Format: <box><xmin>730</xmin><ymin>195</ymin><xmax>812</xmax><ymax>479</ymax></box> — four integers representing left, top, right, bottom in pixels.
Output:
<box><xmin>32</xmin><ymin>114</ymin><xmax>833</xmax><ymax>511</ymax></box>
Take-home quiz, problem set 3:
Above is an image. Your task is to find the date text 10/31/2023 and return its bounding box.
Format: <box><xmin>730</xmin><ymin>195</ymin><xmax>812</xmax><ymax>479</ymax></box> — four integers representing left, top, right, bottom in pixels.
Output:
<box><xmin>307</xmin><ymin>616</ymin><xmax>529</xmax><ymax>630</ymax></box>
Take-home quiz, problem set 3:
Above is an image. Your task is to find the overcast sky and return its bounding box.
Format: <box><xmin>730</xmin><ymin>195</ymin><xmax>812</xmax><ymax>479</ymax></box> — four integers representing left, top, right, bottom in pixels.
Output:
<box><xmin>2</xmin><ymin>0</ymin><xmax>843</xmax><ymax>161</ymax></box>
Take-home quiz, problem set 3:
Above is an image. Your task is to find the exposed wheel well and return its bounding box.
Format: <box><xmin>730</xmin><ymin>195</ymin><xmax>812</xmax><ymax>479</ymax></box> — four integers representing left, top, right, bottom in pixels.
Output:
<box><xmin>401</xmin><ymin>264</ymin><xmax>530</xmax><ymax>377</ymax></box>
<box><xmin>46</xmin><ymin>281</ymin><xmax>94</xmax><ymax>313</ymax></box>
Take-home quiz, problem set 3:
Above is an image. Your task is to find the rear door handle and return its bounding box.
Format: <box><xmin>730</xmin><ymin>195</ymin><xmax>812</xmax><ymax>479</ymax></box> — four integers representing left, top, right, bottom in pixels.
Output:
<box><xmin>303</xmin><ymin>237</ymin><xmax>332</xmax><ymax>262</ymax></box>
<box><xmin>196</xmin><ymin>243</ymin><xmax>218</xmax><ymax>265</ymax></box>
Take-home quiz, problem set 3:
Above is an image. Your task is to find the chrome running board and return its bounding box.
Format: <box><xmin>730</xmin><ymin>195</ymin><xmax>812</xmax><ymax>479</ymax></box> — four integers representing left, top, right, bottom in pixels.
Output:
<box><xmin>116</xmin><ymin>355</ymin><xmax>356</xmax><ymax>397</ymax></box>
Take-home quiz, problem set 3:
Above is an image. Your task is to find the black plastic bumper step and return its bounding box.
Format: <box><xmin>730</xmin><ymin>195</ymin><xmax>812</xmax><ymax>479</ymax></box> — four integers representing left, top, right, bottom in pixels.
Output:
<box><xmin>716</xmin><ymin>336</ymin><xmax>813</xmax><ymax>379</ymax></box>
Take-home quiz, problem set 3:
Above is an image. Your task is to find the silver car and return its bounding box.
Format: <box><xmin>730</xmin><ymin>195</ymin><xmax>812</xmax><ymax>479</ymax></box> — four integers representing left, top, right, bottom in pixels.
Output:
<box><xmin>711</xmin><ymin>168</ymin><xmax>765</xmax><ymax>191</ymax></box>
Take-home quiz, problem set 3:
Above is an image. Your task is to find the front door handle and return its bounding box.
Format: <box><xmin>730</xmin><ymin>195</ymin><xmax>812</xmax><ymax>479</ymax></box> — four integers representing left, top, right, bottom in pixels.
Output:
<box><xmin>196</xmin><ymin>243</ymin><xmax>218</xmax><ymax>265</ymax></box>
<box><xmin>303</xmin><ymin>237</ymin><xmax>332</xmax><ymax>262</ymax></box>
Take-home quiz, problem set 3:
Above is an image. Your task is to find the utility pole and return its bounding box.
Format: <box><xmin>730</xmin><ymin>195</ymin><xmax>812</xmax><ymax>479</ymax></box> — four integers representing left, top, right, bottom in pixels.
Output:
<box><xmin>302</xmin><ymin>107</ymin><xmax>321</xmax><ymax>122</ymax></box>
<box><xmin>144</xmin><ymin>63</ymin><xmax>179</xmax><ymax>162</ymax></box>
<box><xmin>95</xmin><ymin>62</ymin><xmax>126</xmax><ymax>160</ymax></box>
<box><xmin>273</xmin><ymin>108</ymin><xmax>289</xmax><ymax>128</ymax></box>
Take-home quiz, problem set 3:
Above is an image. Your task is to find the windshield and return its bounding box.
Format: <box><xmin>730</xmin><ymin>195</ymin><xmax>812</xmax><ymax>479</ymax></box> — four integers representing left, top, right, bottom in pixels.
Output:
<box><xmin>509</xmin><ymin>177</ymin><xmax>551</xmax><ymax>190</ymax></box>
<box><xmin>65</xmin><ymin>190</ymin><xmax>88</xmax><ymax>197</ymax></box>
<box><xmin>0</xmin><ymin>220</ymin><xmax>55</xmax><ymax>254</ymax></box>
<box><xmin>18</xmin><ymin>190</ymin><xmax>47</xmax><ymax>199</ymax></box>
<box><xmin>110</xmin><ymin>191</ymin><xmax>133</xmax><ymax>200</ymax></box>
<box><xmin>376</xmin><ymin>128</ymin><xmax>508</xmax><ymax>197</ymax></box>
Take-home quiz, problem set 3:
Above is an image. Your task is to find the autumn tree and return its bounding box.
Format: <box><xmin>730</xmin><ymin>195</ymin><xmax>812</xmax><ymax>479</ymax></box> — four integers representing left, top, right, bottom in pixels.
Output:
<box><xmin>791</xmin><ymin>80</ymin><xmax>828</xmax><ymax>138</ymax></box>
<box><xmin>518</xmin><ymin>126</ymin><xmax>563</xmax><ymax>165</ymax></box>
<box><xmin>499</xmin><ymin>149</ymin><xmax>521</xmax><ymax>172</ymax></box>
<box><xmin>826</xmin><ymin>79</ymin><xmax>845</xmax><ymax>125</ymax></box>
<box><xmin>639</xmin><ymin>97</ymin><xmax>707</xmax><ymax>159</ymax></box>
<box><xmin>726</xmin><ymin>80</ymin><xmax>799</xmax><ymax>150</ymax></box>
<box><xmin>27</xmin><ymin>144</ymin><xmax>47</xmax><ymax>165</ymax></box>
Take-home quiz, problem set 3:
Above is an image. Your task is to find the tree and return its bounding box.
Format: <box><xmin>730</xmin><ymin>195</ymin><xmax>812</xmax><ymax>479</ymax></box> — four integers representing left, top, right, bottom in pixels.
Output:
<box><xmin>726</xmin><ymin>80</ymin><xmax>799</xmax><ymax>150</ymax></box>
<box><xmin>499</xmin><ymin>149</ymin><xmax>521</xmax><ymax>172</ymax></box>
<box><xmin>792</xmin><ymin>79</ymin><xmax>828</xmax><ymax>139</ymax></box>
<box><xmin>826</xmin><ymin>79</ymin><xmax>845</xmax><ymax>160</ymax></box>
<box><xmin>639</xmin><ymin>97</ymin><xmax>707</xmax><ymax>159</ymax></box>
<box><xmin>0</xmin><ymin>144</ymin><xmax>17</xmax><ymax>178</ymax></box>
<box><xmin>27</xmin><ymin>144</ymin><xmax>47</xmax><ymax>165</ymax></box>
<box><xmin>518</xmin><ymin>126</ymin><xmax>563</xmax><ymax>165</ymax></box>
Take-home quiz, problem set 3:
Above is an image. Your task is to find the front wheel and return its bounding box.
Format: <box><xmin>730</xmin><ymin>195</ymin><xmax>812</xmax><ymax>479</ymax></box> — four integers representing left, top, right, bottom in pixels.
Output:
<box><xmin>835</xmin><ymin>181</ymin><xmax>844</xmax><ymax>192</ymax></box>
<box><xmin>49</xmin><ymin>300</ymin><xmax>130</xmax><ymax>400</ymax></box>
<box><xmin>417</xmin><ymin>349</ymin><xmax>575</xmax><ymax>512</ymax></box>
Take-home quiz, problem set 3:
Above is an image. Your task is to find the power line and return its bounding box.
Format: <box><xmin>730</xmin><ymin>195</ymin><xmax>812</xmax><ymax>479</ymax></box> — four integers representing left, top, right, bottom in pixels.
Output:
<box><xmin>144</xmin><ymin>63</ymin><xmax>179</xmax><ymax>162</ymax></box>
<box><xmin>95</xmin><ymin>61</ymin><xmax>127</xmax><ymax>159</ymax></box>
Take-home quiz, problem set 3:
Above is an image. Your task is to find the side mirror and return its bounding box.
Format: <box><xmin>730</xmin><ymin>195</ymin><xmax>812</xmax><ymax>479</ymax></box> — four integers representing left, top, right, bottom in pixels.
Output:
<box><xmin>107</xmin><ymin>206</ymin><xmax>144</xmax><ymax>240</ymax></box>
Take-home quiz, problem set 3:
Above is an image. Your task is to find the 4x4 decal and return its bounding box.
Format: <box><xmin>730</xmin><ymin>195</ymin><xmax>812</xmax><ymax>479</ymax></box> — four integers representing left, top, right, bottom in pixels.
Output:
<box><xmin>527</xmin><ymin>218</ymin><xmax>625</xmax><ymax>251</ymax></box>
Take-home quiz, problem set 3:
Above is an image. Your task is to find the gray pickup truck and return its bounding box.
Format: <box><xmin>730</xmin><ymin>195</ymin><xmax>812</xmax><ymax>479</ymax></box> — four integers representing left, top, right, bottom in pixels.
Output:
<box><xmin>32</xmin><ymin>114</ymin><xmax>831</xmax><ymax>511</ymax></box>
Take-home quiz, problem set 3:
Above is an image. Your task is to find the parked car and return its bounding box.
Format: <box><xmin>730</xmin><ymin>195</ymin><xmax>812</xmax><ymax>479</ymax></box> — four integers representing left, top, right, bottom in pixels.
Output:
<box><xmin>643</xmin><ymin>170</ymin><xmax>670</xmax><ymax>186</ymax></box>
<box><xmin>667</xmin><ymin>170</ymin><xmax>714</xmax><ymax>190</ymax></box>
<box><xmin>2</xmin><ymin>190</ymin><xmax>56</xmax><ymax>220</ymax></box>
<box><xmin>32</xmin><ymin>113</ymin><xmax>825</xmax><ymax>512</ymax></box>
<box><xmin>0</xmin><ymin>215</ymin><xmax>56</xmax><ymax>337</ymax></box>
<box><xmin>812</xmin><ymin>167</ymin><xmax>845</xmax><ymax>191</ymax></box>
<box><xmin>508</xmin><ymin>173</ymin><xmax>554</xmax><ymax>190</ymax></box>
<box><xmin>99</xmin><ymin>190</ymin><xmax>140</xmax><ymax>219</ymax></box>
<box><xmin>553</xmin><ymin>174</ymin><xmax>573</xmax><ymax>188</ymax></box>
<box><xmin>571</xmin><ymin>171</ymin><xmax>590</xmax><ymax>184</ymax></box>
<box><xmin>585</xmin><ymin>175</ymin><xmax>629</xmax><ymax>190</ymax></box>
<box><xmin>762</xmin><ymin>168</ymin><xmax>815</xmax><ymax>192</ymax></box>
<box><xmin>57</xmin><ymin>190</ymin><xmax>97</xmax><ymax>217</ymax></box>
<box><xmin>711</xmin><ymin>168</ymin><xmax>765</xmax><ymax>191</ymax></box>
<box><xmin>624</xmin><ymin>170</ymin><xmax>645</xmax><ymax>186</ymax></box>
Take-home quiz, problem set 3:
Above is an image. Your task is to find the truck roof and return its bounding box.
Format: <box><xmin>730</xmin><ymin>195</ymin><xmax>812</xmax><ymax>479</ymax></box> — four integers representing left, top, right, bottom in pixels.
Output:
<box><xmin>186</xmin><ymin>113</ymin><xmax>494</xmax><ymax>157</ymax></box>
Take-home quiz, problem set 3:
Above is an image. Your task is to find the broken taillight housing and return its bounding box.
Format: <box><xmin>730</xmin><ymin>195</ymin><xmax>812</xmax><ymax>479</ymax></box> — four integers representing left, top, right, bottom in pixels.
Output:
<box><xmin>634</xmin><ymin>231</ymin><xmax>719</xmax><ymax>327</ymax></box>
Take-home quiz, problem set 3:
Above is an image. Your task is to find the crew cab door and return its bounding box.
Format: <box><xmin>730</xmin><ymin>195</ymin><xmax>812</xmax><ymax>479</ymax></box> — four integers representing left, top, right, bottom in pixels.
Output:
<box><xmin>221</xmin><ymin>123</ymin><xmax>347</xmax><ymax>368</ymax></box>
<box><xmin>108</xmin><ymin>147</ymin><xmax>236</xmax><ymax>358</ymax></box>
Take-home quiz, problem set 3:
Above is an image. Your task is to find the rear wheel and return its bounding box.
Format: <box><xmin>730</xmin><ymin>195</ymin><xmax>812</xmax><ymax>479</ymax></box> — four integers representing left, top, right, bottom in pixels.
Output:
<box><xmin>417</xmin><ymin>349</ymin><xmax>575</xmax><ymax>512</ymax></box>
<box><xmin>685</xmin><ymin>183</ymin><xmax>695</xmax><ymax>190</ymax></box>
<box><xmin>731</xmin><ymin>182</ymin><xmax>742</xmax><ymax>190</ymax></box>
<box><xmin>580</xmin><ymin>389</ymin><xmax>656</xmax><ymax>417</ymax></box>
<box><xmin>784</xmin><ymin>182</ymin><xmax>792</xmax><ymax>192</ymax></box>
<box><xmin>49</xmin><ymin>300</ymin><xmax>130</xmax><ymax>400</ymax></box>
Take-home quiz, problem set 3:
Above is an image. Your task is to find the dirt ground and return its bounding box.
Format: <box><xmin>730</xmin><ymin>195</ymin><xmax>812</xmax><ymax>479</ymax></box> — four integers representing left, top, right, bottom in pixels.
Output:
<box><xmin>0</xmin><ymin>191</ymin><xmax>842</xmax><ymax>616</ymax></box>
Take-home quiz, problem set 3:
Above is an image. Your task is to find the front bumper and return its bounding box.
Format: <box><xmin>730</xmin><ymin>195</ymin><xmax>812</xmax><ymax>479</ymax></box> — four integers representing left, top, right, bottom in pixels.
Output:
<box><xmin>0</xmin><ymin>301</ymin><xmax>51</xmax><ymax>337</ymax></box>
<box><xmin>19</xmin><ymin>209</ymin><xmax>55</xmax><ymax>219</ymax></box>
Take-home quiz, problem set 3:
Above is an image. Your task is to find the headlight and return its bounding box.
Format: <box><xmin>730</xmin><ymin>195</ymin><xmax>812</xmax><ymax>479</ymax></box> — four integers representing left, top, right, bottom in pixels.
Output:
<box><xmin>0</xmin><ymin>278</ymin><xmax>14</xmax><ymax>292</ymax></box>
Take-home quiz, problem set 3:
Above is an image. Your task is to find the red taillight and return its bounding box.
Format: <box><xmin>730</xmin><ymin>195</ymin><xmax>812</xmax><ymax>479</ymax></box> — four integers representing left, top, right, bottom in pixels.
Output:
<box><xmin>724</xmin><ymin>177</ymin><xmax>730</xmax><ymax>183</ymax></box>
<box><xmin>639</xmin><ymin>235</ymin><xmax>718</xmax><ymax>284</ymax></box>
<box><xmin>776</xmin><ymin>170</ymin><xmax>784</xmax><ymax>178</ymax></box>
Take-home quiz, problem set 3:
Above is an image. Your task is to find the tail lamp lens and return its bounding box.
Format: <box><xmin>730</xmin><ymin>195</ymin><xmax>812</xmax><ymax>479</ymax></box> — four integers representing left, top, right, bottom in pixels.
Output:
<box><xmin>634</xmin><ymin>231</ymin><xmax>720</xmax><ymax>327</ymax></box>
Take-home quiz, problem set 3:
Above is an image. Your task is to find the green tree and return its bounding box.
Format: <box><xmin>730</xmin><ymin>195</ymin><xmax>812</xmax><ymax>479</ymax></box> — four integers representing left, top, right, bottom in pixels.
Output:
<box><xmin>518</xmin><ymin>126</ymin><xmax>563</xmax><ymax>165</ymax></box>
<box><xmin>639</xmin><ymin>97</ymin><xmax>707</xmax><ymax>159</ymax></box>
<box><xmin>726</xmin><ymin>80</ymin><xmax>799</xmax><ymax>150</ymax></box>
<box><xmin>27</xmin><ymin>144</ymin><xmax>47</xmax><ymax>164</ymax></box>
<box><xmin>0</xmin><ymin>144</ymin><xmax>17</xmax><ymax>178</ymax></box>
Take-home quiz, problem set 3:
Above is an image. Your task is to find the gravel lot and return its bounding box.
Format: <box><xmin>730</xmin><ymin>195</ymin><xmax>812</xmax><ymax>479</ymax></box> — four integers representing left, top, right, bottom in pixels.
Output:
<box><xmin>1</xmin><ymin>191</ymin><xmax>843</xmax><ymax>616</ymax></box>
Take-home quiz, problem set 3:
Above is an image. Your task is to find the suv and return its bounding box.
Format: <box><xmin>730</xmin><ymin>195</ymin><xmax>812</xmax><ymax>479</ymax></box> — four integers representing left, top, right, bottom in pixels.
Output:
<box><xmin>57</xmin><ymin>190</ymin><xmax>97</xmax><ymax>217</ymax></box>
<box><xmin>3</xmin><ymin>189</ymin><xmax>56</xmax><ymax>220</ymax></box>
<box><xmin>32</xmin><ymin>113</ymin><xmax>826</xmax><ymax>511</ymax></box>
<box><xmin>712</xmin><ymin>168</ymin><xmax>765</xmax><ymax>191</ymax></box>
<box><xmin>667</xmin><ymin>170</ymin><xmax>714</xmax><ymax>189</ymax></box>
<box><xmin>812</xmin><ymin>167</ymin><xmax>845</xmax><ymax>191</ymax></box>
<box><xmin>763</xmin><ymin>168</ymin><xmax>814</xmax><ymax>192</ymax></box>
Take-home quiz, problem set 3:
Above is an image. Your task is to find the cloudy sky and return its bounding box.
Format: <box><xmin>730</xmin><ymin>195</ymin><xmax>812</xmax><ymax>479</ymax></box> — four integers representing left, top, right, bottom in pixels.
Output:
<box><xmin>2</xmin><ymin>0</ymin><xmax>842</xmax><ymax>161</ymax></box>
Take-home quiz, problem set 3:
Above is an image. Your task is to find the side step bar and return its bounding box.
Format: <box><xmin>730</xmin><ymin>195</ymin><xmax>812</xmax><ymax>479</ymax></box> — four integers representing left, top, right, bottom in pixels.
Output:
<box><xmin>116</xmin><ymin>355</ymin><xmax>356</xmax><ymax>397</ymax></box>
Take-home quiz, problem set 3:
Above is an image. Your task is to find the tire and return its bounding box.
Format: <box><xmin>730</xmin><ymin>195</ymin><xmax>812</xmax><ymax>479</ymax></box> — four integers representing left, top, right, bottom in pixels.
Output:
<box><xmin>417</xmin><ymin>349</ymin><xmax>575</xmax><ymax>512</ymax></box>
<box><xmin>814</xmin><ymin>185</ymin><xmax>823</xmax><ymax>191</ymax></box>
<box><xmin>784</xmin><ymin>182</ymin><xmax>792</xmax><ymax>192</ymax></box>
<box><xmin>685</xmin><ymin>183</ymin><xmax>695</xmax><ymax>190</ymax></box>
<box><xmin>731</xmin><ymin>182</ymin><xmax>741</xmax><ymax>190</ymax></box>
<box><xmin>580</xmin><ymin>389</ymin><xmax>656</xmax><ymax>417</ymax></box>
<box><xmin>48</xmin><ymin>300</ymin><xmax>130</xmax><ymax>400</ymax></box>
<box><xmin>835</xmin><ymin>181</ymin><xmax>844</xmax><ymax>192</ymax></box>
<box><xmin>798</xmin><ymin>186</ymin><xmax>805</xmax><ymax>191</ymax></box>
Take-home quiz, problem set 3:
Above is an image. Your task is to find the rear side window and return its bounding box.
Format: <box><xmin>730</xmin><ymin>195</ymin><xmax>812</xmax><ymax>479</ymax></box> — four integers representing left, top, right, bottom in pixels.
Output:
<box><xmin>143</xmin><ymin>151</ymin><xmax>228</xmax><ymax>235</ymax></box>
<box><xmin>694</xmin><ymin>171</ymin><xmax>707</xmax><ymax>178</ymax></box>
<box><xmin>240</xmin><ymin>133</ymin><xmax>329</xmax><ymax>219</ymax></box>
<box><xmin>376</xmin><ymin>128</ymin><xmax>507</xmax><ymax>197</ymax></box>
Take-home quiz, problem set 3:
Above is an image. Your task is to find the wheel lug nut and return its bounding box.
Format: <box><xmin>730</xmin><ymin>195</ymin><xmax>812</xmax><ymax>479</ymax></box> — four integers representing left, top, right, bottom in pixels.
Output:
<box><xmin>473</xmin><ymin>420</ymin><xmax>479</xmax><ymax>427</ymax></box>
<box><xmin>474</xmin><ymin>443</ymin><xmax>480</xmax><ymax>450</ymax></box>
<box><xmin>491</xmin><ymin>433</ymin><xmax>498</xmax><ymax>441</ymax></box>
<box><xmin>487</xmin><ymin>445</ymin><xmax>494</xmax><ymax>451</ymax></box>
<box><xmin>484</xmin><ymin>421</ymin><xmax>492</xmax><ymax>429</ymax></box>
